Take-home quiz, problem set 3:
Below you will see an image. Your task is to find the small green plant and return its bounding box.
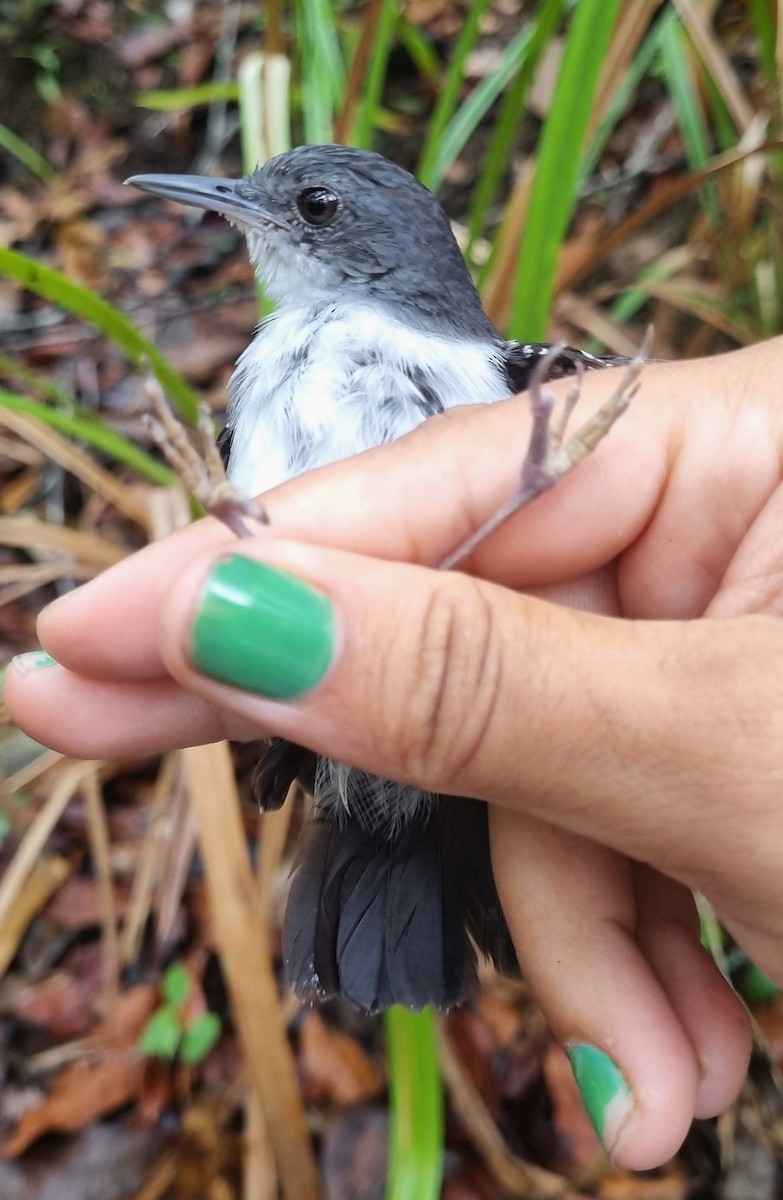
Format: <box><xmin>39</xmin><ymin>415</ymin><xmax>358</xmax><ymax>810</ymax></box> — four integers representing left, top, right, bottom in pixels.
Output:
<box><xmin>140</xmin><ymin>962</ymin><xmax>222</xmax><ymax>1065</ymax></box>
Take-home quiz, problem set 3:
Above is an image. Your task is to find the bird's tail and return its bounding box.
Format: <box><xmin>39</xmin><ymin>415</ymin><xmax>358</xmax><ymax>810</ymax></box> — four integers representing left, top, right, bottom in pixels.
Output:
<box><xmin>282</xmin><ymin>795</ymin><xmax>516</xmax><ymax>1012</ymax></box>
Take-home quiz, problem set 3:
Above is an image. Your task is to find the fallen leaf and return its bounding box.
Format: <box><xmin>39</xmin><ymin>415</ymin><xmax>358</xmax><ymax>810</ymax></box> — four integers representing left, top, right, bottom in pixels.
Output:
<box><xmin>321</xmin><ymin>1107</ymin><xmax>387</xmax><ymax>1200</ymax></box>
<box><xmin>44</xmin><ymin>875</ymin><xmax>130</xmax><ymax>929</ymax></box>
<box><xmin>1</xmin><ymin>1057</ymin><xmax>143</xmax><ymax>1157</ymax></box>
<box><xmin>299</xmin><ymin>1011</ymin><xmax>384</xmax><ymax>1106</ymax></box>
<box><xmin>598</xmin><ymin>1169</ymin><xmax>688</xmax><ymax>1199</ymax></box>
<box><xmin>0</xmin><ymin>1123</ymin><xmax>165</xmax><ymax>1200</ymax></box>
<box><xmin>10</xmin><ymin>971</ymin><xmax>97</xmax><ymax>1040</ymax></box>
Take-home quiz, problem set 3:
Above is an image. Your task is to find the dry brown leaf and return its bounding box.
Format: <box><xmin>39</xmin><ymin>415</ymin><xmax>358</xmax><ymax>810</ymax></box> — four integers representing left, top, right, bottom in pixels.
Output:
<box><xmin>183</xmin><ymin>742</ymin><xmax>321</xmax><ymax>1200</ymax></box>
<box><xmin>0</xmin><ymin>407</ymin><xmax>150</xmax><ymax>527</ymax></box>
<box><xmin>597</xmin><ymin>1170</ymin><xmax>688</xmax><ymax>1199</ymax></box>
<box><xmin>85</xmin><ymin>982</ymin><xmax>157</xmax><ymax>1053</ymax></box>
<box><xmin>558</xmin><ymin>139</ymin><xmax>783</xmax><ymax>295</ymax></box>
<box><xmin>299</xmin><ymin>1011</ymin><xmax>385</xmax><ymax>1107</ymax></box>
<box><xmin>590</xmin><ymin>0</ymin><xmax>664</xmax><ymax>140</ymax></box>
<box><xmin>671</xmin><ymin>0</ymin><xmax>756</xmax><ymax>133</ymax></box>
<box><xmin>1</xmin><ymin>1056</ymin><xmax>143</xmax><ymax>1158</ymax></box>
<box><xmin>0</xmin><ymin>855</ymin><xmax>72</xmax><ymax>979</ymax></box>
<box><xmin>44</xmin><ymin>874</ymin><xmax>130</xmax><ymax>928</ymax></box>
<box><xmin>9</xmin><ymin>969</ymin><xmax>98</xmax><ymax>1039</ymax></box>
<box><xmin>0</xmin><ymin>516</ymin><xmax>124</xmax><ymax>567</ymax></box>
<box><xmin>437</xmin><ymin>1022</ymin><xmax>567</xmax><ymax>1200</ymax></box>
<box><xmin>0</xmin><ymin>761</ymin><xmax>98</xmax><ymax>945</ymax></box>
<box><xmin>0</xmin><ymin>562</ymin><xmax>100</xmax><ymax>609</ymax></box>
<box><xmin>55</xmin><ymin>217</ymin><xmax>108</xmax><ymax>289</ymax></box>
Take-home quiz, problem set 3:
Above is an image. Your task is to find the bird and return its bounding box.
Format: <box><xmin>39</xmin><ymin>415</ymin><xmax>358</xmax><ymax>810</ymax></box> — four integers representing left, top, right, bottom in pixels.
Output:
<box><xmin>126</xmin><ymin>144</ymin><xmax>630</xmax><ymax>1012</ymax></box>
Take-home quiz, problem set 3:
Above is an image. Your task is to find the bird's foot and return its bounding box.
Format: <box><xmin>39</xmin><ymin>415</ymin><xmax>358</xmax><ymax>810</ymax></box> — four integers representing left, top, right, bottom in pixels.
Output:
<box><xmin>438</xmin><ymin>330</ymin><xmax>651</xmax><ymax>571</ymax></box>
<box><xmin>143</xmin><ymin>378</ymin><xmax>268</xmax><ymax>540</ymax></box>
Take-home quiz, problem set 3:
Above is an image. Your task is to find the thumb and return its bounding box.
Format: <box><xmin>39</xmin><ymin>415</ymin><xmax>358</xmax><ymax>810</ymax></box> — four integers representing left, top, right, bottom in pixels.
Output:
<box><xmin>158</xmin><ymin>535</ymin><xmax>782</xmax><ymax>884</ymax></box>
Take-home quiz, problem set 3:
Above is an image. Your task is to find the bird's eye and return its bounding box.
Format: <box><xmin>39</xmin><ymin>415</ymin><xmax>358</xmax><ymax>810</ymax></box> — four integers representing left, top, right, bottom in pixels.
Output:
<box><xmin>296</xmin><ymin>187</ymin><xmax>339</xmax><ymax>226</ymax></box>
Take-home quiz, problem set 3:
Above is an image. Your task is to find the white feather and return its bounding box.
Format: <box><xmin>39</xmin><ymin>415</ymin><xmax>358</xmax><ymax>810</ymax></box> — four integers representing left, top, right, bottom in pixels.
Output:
<box><xmin>226</xmin><ymin>302</ymin><xmax>508</xmax><ymax>496</ymax></box>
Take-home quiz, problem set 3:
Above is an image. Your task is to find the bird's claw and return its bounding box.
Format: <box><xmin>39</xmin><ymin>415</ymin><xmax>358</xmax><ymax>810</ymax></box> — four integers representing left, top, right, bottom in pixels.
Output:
<box><xmin>438</xmin><ymin>330</ymin><xmax>651</xmax><ymax>571</ymax></box>
<box><xmin>143</xmin><ymin>378</ymin><xmax>268</xmax><ymax>539</ymax></box>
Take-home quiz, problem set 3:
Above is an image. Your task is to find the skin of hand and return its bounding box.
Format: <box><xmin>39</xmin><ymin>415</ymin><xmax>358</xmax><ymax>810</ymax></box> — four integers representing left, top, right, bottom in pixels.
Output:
<box><xmin>7</xmin><ymin>338</ymin><xmax>783</xmax><ymax>1170</ymax></box>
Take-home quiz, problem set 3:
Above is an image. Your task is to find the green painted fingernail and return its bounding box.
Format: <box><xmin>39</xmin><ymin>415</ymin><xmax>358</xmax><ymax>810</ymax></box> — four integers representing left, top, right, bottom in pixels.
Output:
<box><xmin>191</xmin><ymin>554</ymin><xmax>334</xmax><ymax>700</ymax></box>
<box><xmin>566</xmin><ymin>1044</ymin><xmax>634</xmax><ymax>1152</ymax></box>
<box><xmin>12</xmin><ymin>650</ymin><xmax>58</xmax><ymax>672</ymax></box>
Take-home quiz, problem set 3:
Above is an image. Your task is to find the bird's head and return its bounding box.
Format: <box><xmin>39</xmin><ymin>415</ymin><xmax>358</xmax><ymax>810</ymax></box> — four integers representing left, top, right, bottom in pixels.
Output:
<box><xmin>126</xmin><ymin>144</ymin><xmax>493</xmax><ymax>336</ymax></box>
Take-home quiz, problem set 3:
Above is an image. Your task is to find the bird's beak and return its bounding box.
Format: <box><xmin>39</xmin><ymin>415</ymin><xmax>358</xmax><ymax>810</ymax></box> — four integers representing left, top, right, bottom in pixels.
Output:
<box><xmin>123</xmin><ymin>174</ymin><xmax>290</xmax><ymax>231</ymax></box>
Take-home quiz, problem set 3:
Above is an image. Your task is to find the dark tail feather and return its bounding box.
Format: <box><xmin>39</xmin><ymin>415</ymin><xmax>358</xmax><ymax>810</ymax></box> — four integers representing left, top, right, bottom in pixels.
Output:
<box><xmin>283</xmin><ymin>810</ymin><xmax>477</xmax><ymax>1011</ymax></box>
<box><xmin>252</xmin><ymin>738</ymin><xmax>317</xmax><ymax>812</ymax></box>
<box><xmin>440</xmin><ymin>797</ymin><xmax>519</xmax><ymax>978</ymax></box>
<box><xmin>283</xmin><ymin>797</ymin><xmax>517</xmax><ymax>1012</ymax></box>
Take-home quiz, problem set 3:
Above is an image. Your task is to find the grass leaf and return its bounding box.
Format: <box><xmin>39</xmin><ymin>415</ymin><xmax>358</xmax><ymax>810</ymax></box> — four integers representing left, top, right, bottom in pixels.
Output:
<box><xmin>508</xmin><ymin>0</ymin><xmax>623</xmax><ymax>341</ymax></box>
<box><xmin>0</xmin><ymin>389</ymin><xmax>174</xmax><ymax>485</ymax></box>
<box><xmin>0</xmin><ymin>249</ymin><xmax>199</xmax><ymax>422</ymax></box>
<box><xmin>466</xmin><ymin>0</ymin><xmax>567</xmax><ymax>258</ymax></box>
<box><xmin>385</xmin><ymin>1006</ymin><xmax>444</xmax><ymax>1200</ymax></box>
<box><xmin>417</xmin><ymin>0</ymin><xmax>493</xmax><ymax>189</ymax></box>
<box><xmin>0</xmin><ymin>121</ymin><xmax>55</xmax><ymax>182</ymax></box>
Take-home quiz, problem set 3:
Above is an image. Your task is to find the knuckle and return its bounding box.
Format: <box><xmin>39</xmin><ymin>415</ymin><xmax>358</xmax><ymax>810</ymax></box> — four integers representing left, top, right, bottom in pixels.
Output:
<box><xmin>393</xmin><ymin>577</ymin><xmax>503</xmax><ymax>790</ymax></box>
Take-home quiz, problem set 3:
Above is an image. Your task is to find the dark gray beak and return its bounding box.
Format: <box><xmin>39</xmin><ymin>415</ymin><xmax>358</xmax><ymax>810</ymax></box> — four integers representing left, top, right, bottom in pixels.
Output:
<box><xmin>123</xmin><ymin>173</ymin><xmax>290</xmax><ymax>230</ymax></box>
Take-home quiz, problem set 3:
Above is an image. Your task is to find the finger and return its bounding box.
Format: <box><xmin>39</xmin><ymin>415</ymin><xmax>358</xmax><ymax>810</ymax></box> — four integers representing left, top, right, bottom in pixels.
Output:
<box><xmin>631</xmin><ymin>865</ymin><xmax>752</xmax><ymax>1120</ymax></box>
<box><xmin>489</xmin><ymin>808</ymin><xmax>698</xmax><ymax>1169</ymax></box>
<box><xmin>145</xmin><ymin>536</ymin><xmax>783</xmax><ymax>905</ymax></box>
<box><xmin>2</xmin><ymin>658</ymin><xmax>258</xmax><ymax>756</ymax></box>
<box><xmin>37</xmin><ymin>362</ymin><xmax>674</xmax><ymax>682</ymax></box>
<box><xmin>4</xmin><ymin>565</ymin><xmax>618</xmax><ymax>758</ymax></box>
<box><xmin>490</xmin><ymin>810</ymin><xmax>751</xmax><ymax>1170</ymax></box>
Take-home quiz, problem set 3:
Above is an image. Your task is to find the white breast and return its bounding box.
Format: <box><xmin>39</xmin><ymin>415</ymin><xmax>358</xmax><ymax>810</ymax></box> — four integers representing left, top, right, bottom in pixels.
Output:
<box><xmin>226</xmin><ymin>303</ymin><xmax>508</xmax><ymax>498</ymax></box>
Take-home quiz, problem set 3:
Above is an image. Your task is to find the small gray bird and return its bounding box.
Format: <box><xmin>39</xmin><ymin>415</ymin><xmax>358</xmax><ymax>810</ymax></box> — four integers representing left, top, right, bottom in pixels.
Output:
<box><xmin>127</xmin><ymin>145</ymin><xmax>620</xmax><ymax>1012</ymax></box>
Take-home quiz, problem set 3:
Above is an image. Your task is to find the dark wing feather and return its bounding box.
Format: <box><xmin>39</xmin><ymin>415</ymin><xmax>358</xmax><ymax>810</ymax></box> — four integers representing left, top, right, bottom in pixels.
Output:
<box><xmin>217</xmin><ymin>420</ymin><xmax>233</xmax><ymax>469</ymax></box>
<box><xmin>501</xmin><ymin>341</ymin><xmax>626</xmax><ymax>397</ymax></box>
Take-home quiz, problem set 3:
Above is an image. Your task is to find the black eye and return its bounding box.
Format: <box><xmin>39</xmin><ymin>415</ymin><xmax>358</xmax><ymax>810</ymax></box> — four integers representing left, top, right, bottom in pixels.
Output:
<box><xmin>296</xmin><ymin>186</ymin><xmax>339</xmax><ymax>226</ymax></box>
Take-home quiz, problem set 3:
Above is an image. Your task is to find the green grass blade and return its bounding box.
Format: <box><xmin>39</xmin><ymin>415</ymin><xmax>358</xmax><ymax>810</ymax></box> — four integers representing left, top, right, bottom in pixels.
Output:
<box><xmin>421</xmin><ymin>23</ymin><xmax>536</xmax><ymax>194</ymax></box>
<box><xmin>657</xmin><ymin>11</ymin><xmax>719</xmax><ymax>220</ymax></box>
<box><xmin>384</xmin><ymin>1006</ymin><xmax>443</xmax><ymax>1200</ymax></box>
<box><xmin>135</xmin><ymin>81</ymin><xmax>240</xmax><ymax>110</ymax></box>
<box><xmin>508</xmin><ymin>0</ymin><xmax>623</xmax><ymax>341</ymax></box>
<box><xmin>0</xmin><ymin>121</ymin><xmax>55</xmax><ymax>182</ymax></box>
<box><xmin>579</xmin><ymin>21</ymin><xmax>660</xmax><ymax>187</ymax></box>
<box><xmin>0</xmin><ymin>389</ymin><xmax>175</xmax><ymax>485</ymax></box>
<box><xmin>417</xmin><ymin>0</ymin><xmax>493</xmax><ymax>189</ymax></box>
<box><xmin>0</xmin><ymin>351</ymin><xmax>75</xmax><ymax>408</ymax></box>
<box><xmin>748</xmin><ymin>0</ymin><xmax>778</xmax><ymax>91</ymax></box>
<box><xmin>583</xmin><ymin>250</ymin><xmax>689</xmax><ymax>353</ymax></box>
<box><xmin>352</xmin><ymin>0</ymin><xmax>400</xmax><ymax>150</ymax></box>
<box><xmin>467</xmin><ymin>0</ymin><xmax>567</xmax><ymax>260</ymax></box>
<box><xmin>0</xmin><ymin>248</ymin><xmax>199</xmax><ymax>422</ymax></box>
<box><xmin>295</xmin><ymin>0</ymin><xmax>346</xmax><ymax>143</ymax></box>
<box><xmin>397</xmin><ymin>18</ymin><xmax>440</xmax><ymax>86</ymax></box>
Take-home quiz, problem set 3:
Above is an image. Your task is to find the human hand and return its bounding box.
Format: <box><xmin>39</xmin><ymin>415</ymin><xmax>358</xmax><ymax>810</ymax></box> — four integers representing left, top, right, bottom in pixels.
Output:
<box><xmin>7</xmin><ymin>340</ymin><xmax>783</xmax><ymax>1168</ymax></box>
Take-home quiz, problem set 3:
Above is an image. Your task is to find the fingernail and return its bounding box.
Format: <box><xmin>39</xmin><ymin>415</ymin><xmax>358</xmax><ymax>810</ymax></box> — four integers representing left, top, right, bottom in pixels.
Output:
<box><xmin>12</xmin><ymin>650</ymin><xmax>58</xmax><ymax>673</ymax></box>
<box><xmin>191</xmin><ymin>554</ymin><xmax>334</xmax><ymax>700</ymax></box>
<box><xmin>566</xmin><ymin>1044</ymin><xmax>634</xmax><ymax>1156</ymax></box>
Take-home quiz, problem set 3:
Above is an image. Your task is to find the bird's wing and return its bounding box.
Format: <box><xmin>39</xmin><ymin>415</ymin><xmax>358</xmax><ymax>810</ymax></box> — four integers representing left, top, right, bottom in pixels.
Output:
<box><xmin>501</xmin><ymin>340</ymin><xmax>625</xmax><ymax>396</ymax></box>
